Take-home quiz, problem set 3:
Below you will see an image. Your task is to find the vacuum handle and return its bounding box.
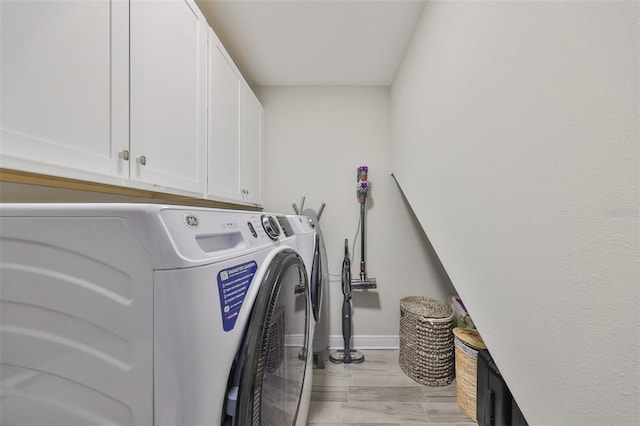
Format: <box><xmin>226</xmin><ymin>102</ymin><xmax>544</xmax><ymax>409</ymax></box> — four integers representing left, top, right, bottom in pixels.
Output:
<box><xmin>357</xmin><ymin>166</ymin><xmax>369</xmax><ymax>203</ymax></box>
<box><xmin>342</xmin><ymin>239</ymin><xmax>352</xmax><ymax>296</ymax></box>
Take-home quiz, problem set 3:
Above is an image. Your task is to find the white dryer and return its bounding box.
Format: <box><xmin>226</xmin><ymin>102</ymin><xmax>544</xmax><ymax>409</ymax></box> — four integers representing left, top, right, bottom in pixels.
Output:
<box><xmin>0</xmin><ymin>203</ymin><xmax>315</xmax><ymax>426</ymax></box>
<box><xmin>286</xmin><ymin>211</ymin><xmax>330</xmax><ymax>371</ymax></box>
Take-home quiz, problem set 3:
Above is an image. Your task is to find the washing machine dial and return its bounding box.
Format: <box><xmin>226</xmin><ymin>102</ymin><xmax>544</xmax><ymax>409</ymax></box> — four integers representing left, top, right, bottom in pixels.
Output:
<box><xmin>261</xmin><ymin>215</ymin><xmax>281</xmax><ymax>240</ymax></box>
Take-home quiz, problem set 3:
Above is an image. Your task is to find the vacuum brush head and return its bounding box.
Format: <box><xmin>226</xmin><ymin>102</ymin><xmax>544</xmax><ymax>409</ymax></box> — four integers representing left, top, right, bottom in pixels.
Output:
<box><xmin>329</xmin><ymin>349</ymin><xmax>365</xmax><ymax>364</ymax></box>
<box><xmin>351</xmin><ymin>277</ymin><xmax>377</xmax><ymax>290</ymax></box>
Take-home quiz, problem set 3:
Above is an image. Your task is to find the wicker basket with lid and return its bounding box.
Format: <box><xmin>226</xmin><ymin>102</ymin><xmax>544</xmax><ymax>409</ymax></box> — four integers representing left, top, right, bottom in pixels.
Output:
<box><xmin>453</xmin><ymin>327</ymin><xmax>487</xmax><ymax>421</ymax></box>
<box><xmin>399</xmin><ymin>296</ymin><xmax>455</xmax><ymax>387</ymax></box>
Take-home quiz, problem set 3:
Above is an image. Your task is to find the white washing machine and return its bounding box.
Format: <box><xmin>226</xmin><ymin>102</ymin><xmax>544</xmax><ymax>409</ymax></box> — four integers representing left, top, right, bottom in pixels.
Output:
<box><xmin>0</xmin><ymin>203</ymin><xmax>316</xmax><ymax>426</ymax></box>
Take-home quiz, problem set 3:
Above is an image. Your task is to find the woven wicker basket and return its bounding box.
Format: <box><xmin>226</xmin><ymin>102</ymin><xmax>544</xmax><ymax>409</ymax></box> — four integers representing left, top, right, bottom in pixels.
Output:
<box><xmin>453</xmin><ymin>327</ymin><xmax>487</xmax><ymax>421</ymax></box>
<box><xmin>399</xmin><ymin>296</ymin><xmax>454</xmax><ymax>387</ymax></box>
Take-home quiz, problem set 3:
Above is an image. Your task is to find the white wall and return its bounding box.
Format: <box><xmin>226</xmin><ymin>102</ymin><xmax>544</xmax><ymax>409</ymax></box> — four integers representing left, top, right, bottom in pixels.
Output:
<box><xmin>255</xmin><ymin>86</ymin><xmax>456</xmax><ymax>343</ymax></box>
<box><xmin>391</xmin><ymin>1</ymin><xmax>639</xmax><ymax>425</ymax></box>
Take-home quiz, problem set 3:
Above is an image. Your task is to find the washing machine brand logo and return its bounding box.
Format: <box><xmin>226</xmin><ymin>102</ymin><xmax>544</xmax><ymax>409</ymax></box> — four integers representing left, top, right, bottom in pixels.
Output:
<box><xmin>217</xmin><ymin>260</ymin><xmax>258</xmax><ymax>332</ymax></box>
<box><xmin>183</xmin><ymin>214</ymin><xmax>199</xmax><ymax>228</ymax></box>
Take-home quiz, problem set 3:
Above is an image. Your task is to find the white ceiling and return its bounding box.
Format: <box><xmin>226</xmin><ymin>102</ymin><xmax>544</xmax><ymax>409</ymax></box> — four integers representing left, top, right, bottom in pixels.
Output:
<box><xmin>195</xmin><ymin>0</ymin><xmax>427</xmax><ymax>87</ymax></box>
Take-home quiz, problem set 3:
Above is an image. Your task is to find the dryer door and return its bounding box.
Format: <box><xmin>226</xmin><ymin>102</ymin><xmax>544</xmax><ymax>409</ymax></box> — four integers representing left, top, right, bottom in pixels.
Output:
<box><xmin>310</xmin><ymin>233</ymin><xmax>322</xmax><ymax>324</ymax></box>
<box><xmin>234</xmin><ymin>249</ymin><xmax>310</xmax><ymax>426</ymax></box>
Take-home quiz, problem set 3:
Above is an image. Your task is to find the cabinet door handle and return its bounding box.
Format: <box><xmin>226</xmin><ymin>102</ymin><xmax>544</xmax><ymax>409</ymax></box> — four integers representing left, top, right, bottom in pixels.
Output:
<box><xmin>119</xmin><ymin>150</ymin><xmax>130</xmax><ymax>161</ymax></box>
<box><xmin>137</xmin><ymin>155</ymin><xmax>147</xmax><ymax>166</ymax></box>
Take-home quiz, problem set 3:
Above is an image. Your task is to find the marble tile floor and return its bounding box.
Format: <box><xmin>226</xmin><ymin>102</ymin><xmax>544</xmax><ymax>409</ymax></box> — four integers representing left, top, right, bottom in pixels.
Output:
<box><xmin>308</xmin><ymin>349</ymin><xmax>477</xmax><ymax>426</ymax></box>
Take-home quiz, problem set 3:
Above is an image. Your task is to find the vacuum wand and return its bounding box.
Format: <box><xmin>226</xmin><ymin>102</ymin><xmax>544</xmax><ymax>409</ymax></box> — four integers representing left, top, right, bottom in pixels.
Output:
<box><xmin>359</xmin><ymin>201</ymin><xmax>367</xmax><ymax>282</ymax></box>
<box><xmin>352</xmin><ymin>166</ymin><xmax>377</xmax><ymax>290</ymax></box>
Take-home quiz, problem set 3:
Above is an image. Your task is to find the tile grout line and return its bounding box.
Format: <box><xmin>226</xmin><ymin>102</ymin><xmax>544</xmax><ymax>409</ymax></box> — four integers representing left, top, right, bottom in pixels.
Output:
<box><xmin>421</xmin><ymin>400</ymin><xmax>432</xmax><ymax>424</ymax></box>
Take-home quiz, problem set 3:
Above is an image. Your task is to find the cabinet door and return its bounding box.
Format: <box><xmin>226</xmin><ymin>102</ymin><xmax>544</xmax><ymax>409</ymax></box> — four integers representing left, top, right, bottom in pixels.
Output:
<box><xmin>240</xmin><ymin>83</ymin><xmax>263</xmax><ymax>206</ymax></box>
<box><xmin>130</xmin><ymin>0</ymin><xmax>207</xmax><ymax>194</ymax></box>
<box><xmin>207</xmin><ymin>30</ymin><xmax>242</xmax><ymax>201</ymax></box>
<box><xmin>0</xmin><ymin>0</ymin><xmax>129</xmax><ymax>181</ymax></box>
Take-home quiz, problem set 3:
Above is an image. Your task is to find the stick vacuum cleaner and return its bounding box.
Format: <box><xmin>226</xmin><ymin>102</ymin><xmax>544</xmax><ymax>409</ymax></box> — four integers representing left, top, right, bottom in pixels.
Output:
<box><xmin>329</xmin><ymin>239</ymin><xmax>365</xmax><ymax>363</ymax></box>
<box><xmin>352</xmin><ymin>166</ymin><xmax>377</xmax><ymax>290</ymax></box>
<box><xmin>329</xmin><ymin>166</ymin><xmax>377</xmax><ymax>364</ymax></box>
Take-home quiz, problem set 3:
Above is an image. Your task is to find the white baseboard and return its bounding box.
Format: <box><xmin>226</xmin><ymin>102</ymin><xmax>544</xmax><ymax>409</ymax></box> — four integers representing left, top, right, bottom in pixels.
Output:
<box><xmin>286</xmin><ymin>334</ymin><xmax>400</xmax><ymax>349</ymax></box>
<box><xmin>290</xmin><ymin>334</ymin><xmax>400</xmax><ymax>350</ymax></box>
<box><xmin>328</xmin><ymin>334</ymin><xmax>399</xmax><ymax>350</ymax></box>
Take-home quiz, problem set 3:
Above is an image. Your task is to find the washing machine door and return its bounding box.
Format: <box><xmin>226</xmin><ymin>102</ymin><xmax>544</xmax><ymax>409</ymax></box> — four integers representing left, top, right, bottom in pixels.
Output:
<box><xmin>234</xmin><ymin>249</ymin><xmax>310</xmax><ymax>426</ymax></box>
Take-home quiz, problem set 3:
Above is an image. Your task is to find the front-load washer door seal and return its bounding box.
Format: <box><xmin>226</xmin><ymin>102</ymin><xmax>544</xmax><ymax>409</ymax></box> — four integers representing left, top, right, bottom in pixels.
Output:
<box><xmin>234</xmin><ymin>249</ymin><xmax>310</xmax><ymax>426</ymax></box>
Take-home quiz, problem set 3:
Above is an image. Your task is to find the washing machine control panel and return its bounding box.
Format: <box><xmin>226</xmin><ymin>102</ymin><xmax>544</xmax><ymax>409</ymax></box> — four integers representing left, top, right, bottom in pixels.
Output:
<box><xmin>261</xmin><ymin>214</ymin><xmax>281</xmax><ymax>241</ymax></box>
<box><xmin>276</xmin><ymin>216</ymin><xmax>295</xmax><ymax>237</ymax></box>
<box><xmin>247</xmin><ymin>221</ymin><xmax>258</xmax><ymax>238</ymax></box>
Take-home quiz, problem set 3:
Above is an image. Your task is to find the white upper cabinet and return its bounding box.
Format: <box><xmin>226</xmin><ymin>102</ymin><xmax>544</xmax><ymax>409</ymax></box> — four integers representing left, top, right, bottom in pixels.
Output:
<box><xmin>240</xmin><ymin>83</ymin><xmax>263</xmax><ymax>206</ymax></box>
<box><xmin>207</xmin><ymin>29</ymin><xmax>241</xmax><ymax>202</ymax></box>
<box><xmin>0</xmin><ymin>0</ymin><xmax>129</xmax><ymax>182</ymax></box>
<box><xmin>207</xmin><ymin>30</ymin><xmax>263</xmax><ymax>206</ymax></box>
<box><xmin>1</xmin><ymin>0</ymin><xmax>260</xmax><ymax>204</ymax></box>
<box><xmin>129</xmin><ymin>0</ymin><xmax>207</xmax><ymax>194</ymax></box>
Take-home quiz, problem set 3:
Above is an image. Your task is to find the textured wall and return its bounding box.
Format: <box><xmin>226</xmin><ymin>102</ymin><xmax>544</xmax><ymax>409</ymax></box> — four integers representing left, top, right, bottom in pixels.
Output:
<box><xmin>391</xmin><ymin>1</ymin><xmax>639</xmax><ymax>425</ymax></box>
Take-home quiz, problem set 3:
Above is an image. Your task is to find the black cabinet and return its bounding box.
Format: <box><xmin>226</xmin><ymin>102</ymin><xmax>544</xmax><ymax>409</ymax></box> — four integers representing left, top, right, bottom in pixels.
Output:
<box><xmin>476</xmin><ymin>349</ymin><xmax>528</xmax><ymax>426</ymax></box>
